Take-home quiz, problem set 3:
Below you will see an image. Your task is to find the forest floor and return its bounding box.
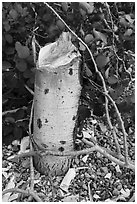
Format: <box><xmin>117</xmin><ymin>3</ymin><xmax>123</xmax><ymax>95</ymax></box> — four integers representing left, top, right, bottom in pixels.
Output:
<box><xmin>2</xmin><ymin>116</ymin><xmax>135</xmax><ymax>202</ymax></box>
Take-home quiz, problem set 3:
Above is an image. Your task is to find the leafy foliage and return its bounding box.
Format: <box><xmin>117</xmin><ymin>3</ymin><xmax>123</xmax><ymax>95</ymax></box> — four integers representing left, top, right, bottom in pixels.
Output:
<box><xmin>2</xmin><ymin>2</ymin><xmax>135</xmax><ymax>202</ymax></box>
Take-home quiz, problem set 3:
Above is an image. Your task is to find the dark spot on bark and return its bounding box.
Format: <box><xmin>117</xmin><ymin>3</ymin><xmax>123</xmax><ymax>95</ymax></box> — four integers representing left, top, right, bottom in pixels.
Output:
<box><xmin>60</xmin><ymin>141</ymin><xmax>66</xmax><ymax>144</ymax></box>
<box><xmin>58</xmin><ymin>87</ymin><xmax>61</xmax><ymax>90</ymax></box>
<box><xmin>58</xmin><ymin>147</ymin><xmax>64</xmax><ymax>152</ymax></box>
<box><xmin>62</xmin><ymin>101</ymin><xmax>64</xmax><ymax>103</ymax></box>
<box><xmin>51</xmin><ymin>127</ymin><xmax>53</xmax><ymax>129</ymax></box>
<box><xmin>62</xmin><ymin>96</ymin><xmax>64</xmax><ymax>98</ymax></box>
<box><xmin>69</xmin><ymin>68</ymin><xmax>73</xmax><ymax>75</ymax></box>
<box><xmin>45</xmin><ymin>119</ymin><xmax>48</xmax><ymax>123</ymax></box>
<box><xmin>42</xmin><ymin>143</ymin><xmax>48</xmax><ymax>148</ymax></box>
<box><xmin>37</xmin><ymin>118</ymin><xmax>42</xmax><ymax>129</ymax></box>
<box><xmin>60</xmin><ymin>80</ymin><xmax>62</xmax><ymax>82</ymax></box>
<box><xmin>72</xmin><ymin>115</ymin><xmax>76</xmax><ymax>120</ymax></box>
<box><xmin>44</xmin><ymin>89</ymin><xmax>49</xmax><ymax>94</ymax></box>
<box><xmin>54</xmin><ymin>72</ymin><xmax>57</xmax><ymax>74</ymax></box>
<box><xmin>71</xmin><ymin>91</ymin><xmax>73</xmax><ymax>94</ymax></box>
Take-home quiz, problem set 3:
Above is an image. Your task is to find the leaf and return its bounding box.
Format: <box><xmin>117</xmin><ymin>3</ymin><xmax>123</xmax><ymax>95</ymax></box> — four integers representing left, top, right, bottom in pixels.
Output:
<box><xmin>3</xmin><ymin>125</ymin><xmax>13</xmax><ymax>136</ymax></box>
<box><xmin>13</xmin><ymin>126</ymin><xmax>22</xmax><ymax>139</ymax></box>
<box><xmin>5</xmin><ymin>34</ymin><xmax>13</xmax><ymax>44</ymax></box>
<box><xmin>2</xmin><ymin>175</ymin><xmax>15</xmax><ymax>202</ymax></box>
<box><xmin>119</xmin><ymin>17</ymin><xmax>129</xmax><ymax>28</ymax></box>
<box><xmin>104</xmin><ymin>172</ymin><xmax>112</xmax><ymax>179</ymax></box>
<box><xmin>56</xmin><ymin>20</ymin><xmax>65</xmax><ymax>31</ymax></box>
<box><xmin>120</xmin><ymin>188</ymin><xmax>130</xmax><ymax>198</ymax></box>
<box><xmin>96</xmin><ymin>54</ymin><xmax>109</xmax><ymax>69</ymax></box>
<box><xmin>84</xmin><ymin>34</ymin><xmax>94</xmax><ymax>44</ymax></box>
<box><xmin>115</xmin><ymin>165</ymin><xmax>122</xmax><ymax>173</ymax></box>
<box><xmin>130</xmin><ymin>93</ymin><xmax>135</xmax><ymax>103</ymax></box>
<box><xmin>93</xmin><ymin>194</ymin><xmax>100</xmax><ymax>199</ymax></box>
<box><xmin>15</xmin><ymin>109</ymin><xmax>25</xmax><ymax>120</ymax></box>
<box><xmin>84</xmin><ymin>63</ymin><xmax>92</xmax><ymax>77</ymax></box>
<box><xmin>124</xmin><ymin>28</ymin><xmax>133</xmax><ymax>36</ymax></box>
<box><xmin>83</xmin><ymin>130</ymin><xmax>91</xmax><ymax>139</ymax></box>
<box><xmin>62</xmin><ymin>195</ymin><xmax>79</xmax><ymax>202</ymax></box>
<box><xmin>5</xmin><ymin>47</ymin><xmax>15</xmax><ymax>55</ymax></box>
<box><xmin>15</xmin><ymin>42</ymin><xmax>30</xmax><ymax>59</ymax></box>
<box><xmin>125</xmin><ymin>14</ymin><xmax>134</xmax><ymax>24</ymax></box>
<box><xmin>108</xmin><ymin>75</ymin><xmax>118</xmax><ymax>85</ymax></box>
<box><xmin>9</xmin><ymin>9</ymin><xmax>18</xmax><ymax>19</ymax></box>
<box><xmin>93</xmin><ymin>28</ymin><xmax>107</xmax><ymax>44</ymax></box>
<box><xmin>3</xmin><ymin>21</ymin><xmax>11</xmax><ymax>31</ymax></box>
<box><xmin>5</xmin><ymin>117</ymin><xmax>15</xmax><ymax>123</ymax></box>
<box><xmin>19</xmin><ymin>136</ymin><xmax>29</xmax><ymax>154</ymax></box>
<box><xmin>61</xmin><ymin>2</ymin><xmax>68</xmax><ymax>12</ymax></box>
<box><xmin>79</xmin><ymin>2</ymin><xmax>94</xmax><ymax>14</ymax></box>
<box><xmin>16</xmin><ymin>58</ymin><xmax>27</xmax><ymax>72</ymax></box>
<box><xmin>79</xmin><ymin>42</ymin><xmax>86</xmax><ymax>51</ymax></box>
<box><xmin>2</xmin><ymin>61</ymin><xmax>12</xmax><ymax>71</ymax></box>
<box><xmin>82</xmin><ymin>155</ymin><xmax>89</xmax><ymax>163</ymax></box>
<box><xmin>23</xmin><ymin>69</ymin><xmax>32</xmax><ymax>78</ymax></box>
<box><xmin>99</xmin><ymin>123</ymin><xmax>107</xmax><ymax>133</ymax></box>
<box><xmin>60</xmin><ymin>168</ymin><xmax>76</xmax><ymax>193</ymax></box>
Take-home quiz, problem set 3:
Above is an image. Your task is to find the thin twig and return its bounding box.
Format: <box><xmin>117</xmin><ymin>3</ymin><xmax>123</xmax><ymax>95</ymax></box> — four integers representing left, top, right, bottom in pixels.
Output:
<box><xmin>105</xmin><ymin>93</ymin><xmax>129</xmax><ymax>164</ymax></box>
<box><xmin>24</xmin><ymin>84</ymin><xmax>34</xmax><ymax>95</ymax></box>
<box><xmin>45</xmin><ymin>2</ymin><xmax>129</xmax><ymax>166</ymax></box>
<box><xmin>105</xmin><ymin>96</ymin><xmax>121</xmax><ymax>156</ymax></box>
<box><xmin>2</xmin><ymin>188</ymin><xmax>43</xmax><ymax>202</ymax></box>
<box><xmin>29</xmin><ymin>100</ymin><xmax>35</xmax><ymax>191</ymax></box>
<box><xmin>2</xmin><ymin>106</ymin><xmax>27</xmax><ymax>116</ymax></box>
<box><xmin>8</xmin><ymin>142</ymin><xmax>134</xmax><ymax>171</ymax></box>
<box><xmin>105</xmin><ymin>2</ymin><xmax>132</xmax><ymax>79</ymax></box>
<box><xmin>88</xmin><ymin>181</ymin><xmax>93</xmax><ymax>202</ymax></box>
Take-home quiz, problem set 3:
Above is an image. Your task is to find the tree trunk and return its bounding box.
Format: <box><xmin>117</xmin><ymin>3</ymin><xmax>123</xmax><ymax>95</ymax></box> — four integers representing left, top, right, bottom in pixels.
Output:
<box><xmin>33</xmin><ymin>32</ymin><xmax>81</xmax><ymax>176</ymax></box>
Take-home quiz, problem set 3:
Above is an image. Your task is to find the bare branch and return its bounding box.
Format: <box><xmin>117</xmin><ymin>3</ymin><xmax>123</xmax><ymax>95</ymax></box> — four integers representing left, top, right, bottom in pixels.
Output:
<box><xmin>2</xmin><ymin>188</ymin><xmax>42</xmax><ymax>202</ymax></box>
<box><xmin>45</xmin><ymin>2</ymin><xmax>129</xmax><ymax>166</ymax></box>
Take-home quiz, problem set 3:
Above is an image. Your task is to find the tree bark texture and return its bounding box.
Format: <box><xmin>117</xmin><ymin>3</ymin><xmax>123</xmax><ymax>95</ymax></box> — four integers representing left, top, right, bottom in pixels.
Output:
<box><xmin>33</xmin><ymin>32</ymin><xmax>81</xmax><ymax>176</ymax></box>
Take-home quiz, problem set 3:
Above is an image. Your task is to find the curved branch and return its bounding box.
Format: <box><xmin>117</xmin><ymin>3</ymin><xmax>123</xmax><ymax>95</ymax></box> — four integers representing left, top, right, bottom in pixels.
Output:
<box><xmin>2</xmin><ymin>188</ymin><xmax>42</xmax><ymax>202</ymax></box>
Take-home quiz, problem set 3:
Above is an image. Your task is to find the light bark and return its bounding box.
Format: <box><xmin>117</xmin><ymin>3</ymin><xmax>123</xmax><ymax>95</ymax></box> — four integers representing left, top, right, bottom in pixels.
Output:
<box><xmin>33</xmin><ymin>32</ymin><xmax>82</xmax><ymax>176</ymax></box>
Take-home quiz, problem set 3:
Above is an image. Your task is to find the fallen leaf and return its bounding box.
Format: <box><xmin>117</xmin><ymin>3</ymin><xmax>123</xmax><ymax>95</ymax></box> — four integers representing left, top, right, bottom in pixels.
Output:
<box><xmin>2</xmin><ymin>175</ymin><xmax>15</xmax><ymax>202</ymax></box>
<box><xmin>19</xmin><ymin>136</ymin><xmax>29</xmax><ymax>154</ymax></box>
<box><xmin>115</xmin><ymin>165</ymin><xmax>122</xmax><ymax>173</ymax></box>
<box><xmin>120</xmin><ymin>188</ymin><xmax>130</xmax><ymax>198</ymax></box>
<box><xmin>60</xmin><ymin>168</ymin><xmax>76</xmax><ymax>193</ymax></box>
<box><xmin>104</xmin><ymin>172</ymin><xmax>112</xmax><ymax>179</ymax></box>
<box><xmin>62</xmin><ymin>194</ymin><xmax>79</xmax><ymax>202</ymax></box>
<box><xmin>83</xmin><ymin>130</ymin><xmax>91</xmax><ymax>139</ymax></box>
<box><xmin>99</xmin><ymin>122</ymin><xmax>107</xmax><ymax>133</ymax></box>
<box><xmin>93</xmin><ymin>194</ymin><xmax>100</xmax><ymax>199</ymax></box>
<box><xmin>124</xmin><ymin>28</ymin><xmax>133</xmax><ymax>36</ymax></box>
<box><xmin>82</xmin><ymin>155</ymin><xmax>89</xmax><ymax>163</ymax></box>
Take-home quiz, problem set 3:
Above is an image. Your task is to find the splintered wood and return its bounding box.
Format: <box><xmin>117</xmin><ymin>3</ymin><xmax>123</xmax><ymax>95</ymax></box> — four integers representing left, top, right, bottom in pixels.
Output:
<box><xmin>33</xmin><ymin>32</ymin><xmax>82</xmax><ymax>176</ymax></box>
